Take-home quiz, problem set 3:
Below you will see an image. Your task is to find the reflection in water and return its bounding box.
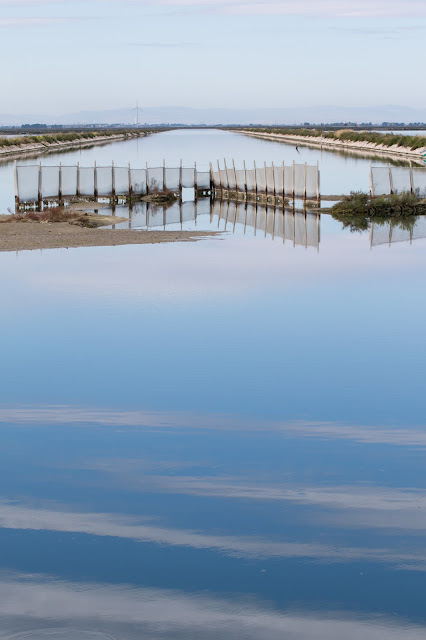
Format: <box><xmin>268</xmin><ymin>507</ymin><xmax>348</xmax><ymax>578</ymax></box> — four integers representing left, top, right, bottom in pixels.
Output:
<box><xmin>1</xmin><ymin>572</ymin><xmax>425</xmax><ymax>640</ymax></box>
<box><xmin>371</xmin><ymin>216</ymin><xmax>426</xmax><ymax>247</ymax></box>
<box><xmin>126</xmin><ymin>198</ymin><xmax>320</xmax><ymax>248</ymax></box>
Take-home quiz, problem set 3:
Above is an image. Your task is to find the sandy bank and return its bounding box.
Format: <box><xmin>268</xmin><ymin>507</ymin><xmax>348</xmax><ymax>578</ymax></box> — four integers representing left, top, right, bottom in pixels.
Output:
<box><xmin>0</xmin><ymin>221</ymin><xmax>219</xmax><ymax>253</ymax></box>
<box><xmin>238</xmin><ymin>131</ymin><xmax>426</xmax><ymax>163</ymax></box>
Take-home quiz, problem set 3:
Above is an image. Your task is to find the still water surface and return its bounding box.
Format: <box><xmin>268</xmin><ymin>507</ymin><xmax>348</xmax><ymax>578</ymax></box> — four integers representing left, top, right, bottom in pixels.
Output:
<box><xmin>0</xmin><ymin>129</ymin><xmax>414</xmax><ymax>213</ymax></box>
<box><xmin>0</xmin><ymin>131</ymin><xmax>426</xmax><ymax>639</ymax></box>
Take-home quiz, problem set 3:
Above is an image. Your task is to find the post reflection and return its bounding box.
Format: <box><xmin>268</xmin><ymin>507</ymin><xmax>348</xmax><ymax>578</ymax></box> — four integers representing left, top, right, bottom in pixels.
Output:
<box><xmin>125</xmin><ymin>197</ymin><xmax>321</xmax><ymax>248</ymax></box>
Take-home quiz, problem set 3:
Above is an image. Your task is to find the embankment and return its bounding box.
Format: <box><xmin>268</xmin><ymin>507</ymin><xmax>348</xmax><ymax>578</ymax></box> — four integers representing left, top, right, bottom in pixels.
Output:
<box><xmin>237</xmin><ymin>130</ymin><xmax>426</xmax><ymax>163</ymax></box>
<box><xmin>0</xmin><ymin>131</ymin><xmax>152</xmax><ymax>161</ymax></box>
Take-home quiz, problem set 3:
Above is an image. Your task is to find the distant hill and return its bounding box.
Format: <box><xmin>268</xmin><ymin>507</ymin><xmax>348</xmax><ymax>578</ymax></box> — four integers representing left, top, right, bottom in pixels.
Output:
<box><xmin>2</xmin><ymin>105</ymin><xmax>426</xmax><ymax>127</ymax></box>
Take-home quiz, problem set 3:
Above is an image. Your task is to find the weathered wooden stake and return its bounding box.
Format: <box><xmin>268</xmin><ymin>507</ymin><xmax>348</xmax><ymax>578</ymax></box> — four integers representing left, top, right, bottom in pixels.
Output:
<box><xmin>163</xmin><ymin>158</ymin><xmax>166</xmax><ymax>192</ymax></box>
<box><xmin>58</xmin><ymin>162</ymin><xmax>62</xmax><ymax>202</ymax></box>
<box><xmin>409</xmin><ymin>161</ymin><xmax>414</xmax><ymax>195</ymax></box>
<box><xmin>388</xmin><ymin>164</ymin><xmax>394</xmax><ymax>195</ymax></box>
<box><xmin>224</xmin><ymin>158</ymin><xmax>230</xmax><ymax>191</ymax></box>
<box><xmin>76</xmin><ymin>162</ymin><xmax>80</xmax><ymax>197</ymax></box>
<box><xmin>217</xmin><ymin>160</ymin><xmax>222</xmax><ymax>192</ymax></box>
<box><xmin>128</xmin><ymin>163</ymin><xmax>133</xmax><ymax>199</ymax></box>
<box><xmin>38</xmin><ymin>162</ymin><xmax>42</xmax><ymax>208</ymax></box>
<box><xmin>194</xmin><ymin>161</ymin><xmax>198</xmax><ymax>202</ymax></box>
<box><xmin>14</xmin><ymin>162</ymin><xmax>19</xmax><ymax>208</ymax></box>
<box><xmin>111</xmin><ymin>160</ymin><xmax>116</xmax><ymax>201</ymax></box>
<box><xmin>146</xmin><ymin>162</ymin><xmax>150</xmax><ymax>195</ymax></box>
<box><xmin>94</xmin><ymin>161</ymin><xmax>98</xmax><ymax>199</ymax></box>
<box><xmin>179</xmin><ymin>159</ymin><xmax>183</xmax><ymax>202</ymax></box>
<box><xmin>243</xmin><ymin>160</ymin><xmax>248</xmax><ymax>198</ymax></box>
<box><xmin>264</xmin><ymin>161</ymin><xmax>268</xmax><ymax>199</ymax></box>
<box><xmin>254</xmin><ymin>161</ymin><xmax>258</xmax><ymax>199</ymax></box>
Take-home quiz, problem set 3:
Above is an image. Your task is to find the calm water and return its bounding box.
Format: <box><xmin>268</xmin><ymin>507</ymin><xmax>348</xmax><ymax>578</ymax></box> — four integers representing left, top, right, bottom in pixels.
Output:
<box><xmin>1</xmin><ymin>131</ymin><xmax>426</xmax><ymax>639</ymax></box>
<box><xmin>0</xmin><ymin>129</ymin><xmax>415</xmax><ymax>214</ymax></box>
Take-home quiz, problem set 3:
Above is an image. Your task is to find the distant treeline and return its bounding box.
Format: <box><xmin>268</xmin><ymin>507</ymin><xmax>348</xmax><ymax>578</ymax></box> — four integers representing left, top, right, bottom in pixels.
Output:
<box><xmin>245</xmin><ymin>128</ymin><xmax>426</xmax><ymax>151</ymax></box>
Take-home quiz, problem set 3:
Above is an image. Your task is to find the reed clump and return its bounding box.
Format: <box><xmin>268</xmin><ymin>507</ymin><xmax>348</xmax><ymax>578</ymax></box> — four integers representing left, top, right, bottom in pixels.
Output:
<box><xmin>330</xmin><ymin>192</ymin><xmax>426</xmax><ymax>232</ymax></box>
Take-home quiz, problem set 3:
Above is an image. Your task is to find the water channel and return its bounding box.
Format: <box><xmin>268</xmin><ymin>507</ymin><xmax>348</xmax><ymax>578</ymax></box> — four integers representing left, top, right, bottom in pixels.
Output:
<box><xmin>0</xmin><ymin>130</ymin><xmax>426</xmax><ymax>639</ymax></box>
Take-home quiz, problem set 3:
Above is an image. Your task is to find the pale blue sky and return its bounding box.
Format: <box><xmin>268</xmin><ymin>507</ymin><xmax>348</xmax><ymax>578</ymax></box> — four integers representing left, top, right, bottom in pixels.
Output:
<box><xmin>1</xmin><ymin>0</ymin><xmax>426</xmax><ymax>116</ymax></box>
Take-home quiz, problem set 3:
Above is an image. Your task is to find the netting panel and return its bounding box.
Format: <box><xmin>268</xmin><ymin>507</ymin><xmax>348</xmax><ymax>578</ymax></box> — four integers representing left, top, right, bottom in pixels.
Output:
<box><xmin>306</xmin><ymin>165</ymin><xmax>318</xmax><ymax>199</ymax></box>
<box><xmin>61</xmin><ymin>166</ymin><xmax>77</xmax><ymax>196</ymax></box>
<box><xmin>212</xmin><ymin>170</ymin><xmax>220</xmax><ymax>188</ymax></box>
<box><xmin>284</xmin><ymin>166</ymin><xmax>294</xmax><ymax>196</ymax></box>
<box><xmin>265</xmin><ymin>166</ymin><xmax>275</xmax><ymax>193</ymax></box>
<box><xmin>245</xmin><ymin>169</ymin><xmax>256</xmax><ymax>192</ymax></box>
<box><xmin>234</xmin><ymin>169</ymin><xmax>245</xmax><ymax>191</ymax></box>
<box><xmin>114</xmin><ymin>167</ymin><xmax>130</xmax><ymax>195</ymax></box>
<box><xmin>274</xmin><ymin>166</ymin><xmax>284</xmax><ymax>195</ymax></box>
<box><xmin>219</xmin><ymin>169</ymin><xmax>228</xmax><ymax>188</ymax></box>
<box><xmin>256</xmin><ymin>167</ymin><xmax>266</xmax><ymax>193</ymax></box>
<box><xmin>226</xmin><ymin>168</ymin><xmax>236</xmax><ymax>191</ymax></box>
<box><xmin>79</xmin><ymin>167</ymin><xmax>95</xmax><ymax>196</ymax></box>
<box><xmin>131</xmin><ymin>169</ymin><xmax>147</xmax><ymax>195</ymax></box>
<box><xmin>371</xmin><ymin>167</ymin><xmax>390</xmax><ymax>196</ymax></box>
<box><xmin>196</xmin><ymin>171</ymin><xmax>211</xmax><ymax>189</ymax></box>
<box><xmin>181</xmin><ymin>167</ymin><xmax>195</xmax><ymax>188</ymax></box>
<box><xmin>96</xmin><ymin>167</ymin><xmax>113</xmax><ymax>196</ymax></box>
<box><xmin>412</xmin><ymin>168</ymin><xmax>426</xmax><ymax>198</ymax></box>
<box><xmin>41</xmin><ymin>166</ymin><xmax>60</xmax><ymax>198</ymax></box>
<box><xmin>294</xmin><ymin>164</ymin><xmax>306</xmax><ymax>198</ymax></box>
<box><xmin>17</xmin><ymin>165</ymin><xmax>39</xmax><ymax>202</ymax></box>
<box><xmin>165</xmin><ymin>168</ymin><xmax>180</xmax><ymax>191</ymax></box>
<box><xmin>390</xmin><ymin>167</ymin><xmax>411</xmax><ymax>195</ymax></box>
<box><xmin>147</xmin><ymin>167</ymin><xmax>164</xmax><ymax>192</ymax></box>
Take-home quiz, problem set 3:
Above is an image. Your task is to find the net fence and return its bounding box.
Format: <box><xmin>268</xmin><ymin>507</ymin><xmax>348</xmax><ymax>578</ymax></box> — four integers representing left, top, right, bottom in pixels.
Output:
<box><xmin>16</xmin><ymin>162</ymin><xmax>320</xmax><ymax>202</ymax></box>
<box><xmin>371</xmin><ymin>166</ymin><xmax>426</xmax><ymax>197</ymax></box>
<box><xmin>16</xmin><ymin>164</ymin><xmax>214</xmax><ymax>201</ymax></box>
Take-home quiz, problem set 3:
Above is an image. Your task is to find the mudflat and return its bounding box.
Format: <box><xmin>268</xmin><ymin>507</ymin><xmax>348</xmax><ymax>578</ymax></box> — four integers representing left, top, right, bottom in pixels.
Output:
<box><xmin>0</xmin><ymin>221</ymin><xmax>219</xmax><ymax>253</ymax></box>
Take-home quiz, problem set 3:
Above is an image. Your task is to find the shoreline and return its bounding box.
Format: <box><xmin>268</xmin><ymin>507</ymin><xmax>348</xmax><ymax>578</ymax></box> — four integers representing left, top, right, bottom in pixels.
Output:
<box><xmin>237</xmin><ymin>130</ymin><xmax>426</xmax><ymax>163</ymax></box>
<box><xmin>0</xmin><ymin>221</ymin><xmax>220</xmax><ymax>253</ymax></box>
<box><xmin>0</xmin><ymin>132</ymin><xmax>147</xmax><ymax>161</ymax></box>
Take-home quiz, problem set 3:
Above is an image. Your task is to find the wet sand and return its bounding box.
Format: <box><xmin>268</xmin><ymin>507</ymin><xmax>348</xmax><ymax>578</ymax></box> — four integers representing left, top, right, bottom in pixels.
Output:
<box><xmin>0</xmin><ymin>221</ymin><xmax>220</xmax><ymax>253</ymax></box>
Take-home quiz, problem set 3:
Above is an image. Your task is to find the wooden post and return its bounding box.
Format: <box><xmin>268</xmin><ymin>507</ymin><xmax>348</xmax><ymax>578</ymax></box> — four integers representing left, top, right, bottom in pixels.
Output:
<box><xmin>232</xmin><ymin>158</ymin><xmax>238</xmax><ymax>195</ymax></box>
<box><xmin>217</xmin><ymin>160</ymin><xmax>222</xmax><ymax>193</ymax></box>
<box><xmin>58</xmin><ymin>162</ymin><xmax>62</xmax><ymax>202</ymax></box>
<box><xmin>194</xmin><ymin>161</ymin><xmax>198</xmax><ymax>202</ymax></box>
<box><xmin>292</xmin><ymin>160</ymin><xmax>295</xmax><ymax>202</ymax></box>
<box><xmin>304</xmin><ymin>162</ymin><xmax>307</xmax><ymax>201</ymax></box>
<box><xmin>209</xmin><ymin>162</ymin><xmax>214</xmax><ymax>195</ymax></box>
<box><xmin>264</xmin><ymin>161</ymin><xmax>268</xmax><ymax>199</ymax></box>
<box><xmin>316</xmin><ymin>161</ymin><xmax>320</xmax><ymax>203</ymax></box>
<box><xmin>271</xmin><ymin>161</ymin><xmax>276</xmax><ymax>200</ymax></box>
<box><xmin>282</xmin><ymin>161</ymin><xmax>285</xmax><ymax>202</ymax></box>
<box><xmin>38</xmin><ymin>162</ymin><xmax>42</xmax><ymax>208</ymax></box>
<box><xmin>409</xmin><ymin>162</ymin><xmax>414</xmax><ymax>195</ymax></box>
<box><xmin>128</xmin><ymin>162</ymin><xmax>133</xmax><ymax>199</ymax></box>
<box><xmin>243</xmin><ymin>160</ymin><xmax>248</xmax><ymax>198</ymax></box>
<box><xmin>254</xmin><ymin>161</ymin><xmax>258</xmax><ymax>199</ymax></box>
<box><xmin>388</xmin><ymin>164</ymin><xmax>394</xmax><ymax>195</ymax></box>
<box><xmin>146</xmin><ymin>162</ymin><xmax>150</xmax><ymax>195</ymax></box>
<box><xmin>224</xmin><ymin>158</ymin><xmax>230</xmax><ymax>191</ymax></box>
<box><xmin>369</xmin><ymin>164</ymin><xmax>374</xmax><ymax>198</ymax></box>
<box><xmin>111</xmin><ymin>160</ymin><xmax>116</xmax><ymax>201</ymax></box>
<box><xmin>163</xmin><ymin>158</ymin><xmax>166</xmax><ymax>192</ymax></box>
<box><xmin>76</xmin><ymin>162</ymin><xmax>80</xmax><ymax>197</ymax></box>
<box><xmin>179</xmin><ymin>159</ymin><xmax>183</xmax><ymax>202</ymax></box>
<box><xmin>14</xmin><ymin>162</ymin><xmax>19</xmax><ymax>208</ymax></box>
<box><xmin>94</xmin><ymin>161</ymin><xmax>98</xmax><ymax>199</ymax></box>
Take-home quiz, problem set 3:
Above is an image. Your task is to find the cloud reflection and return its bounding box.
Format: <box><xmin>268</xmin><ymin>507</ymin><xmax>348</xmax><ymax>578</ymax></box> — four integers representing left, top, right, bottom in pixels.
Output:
<box><xmin>1</xmin><ymin>404</ymin><xmax>426</xmax><ymax>447</ymax></box>
<box><xmin>0</xmin><ymin>571</ymin><xmax>425</xmax><ymax>640</ymax></box>
<box><xmin>0</xmin><ymin>499</ymin><xmax>425</xmax><ymax>569</ymax></box>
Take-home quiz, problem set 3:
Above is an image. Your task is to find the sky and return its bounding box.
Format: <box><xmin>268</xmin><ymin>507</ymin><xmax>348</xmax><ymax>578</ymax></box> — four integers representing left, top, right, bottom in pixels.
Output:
<box><xmin>1</xmin><ymin>0</ymin><xmax>426</xmax><ymax>117</ymax></box>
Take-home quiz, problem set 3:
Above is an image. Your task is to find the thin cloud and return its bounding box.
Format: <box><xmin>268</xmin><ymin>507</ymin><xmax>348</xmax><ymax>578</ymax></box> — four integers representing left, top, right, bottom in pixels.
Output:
<box><xmin>1</xmin><ymin>0</ymin><xmax>426</xmax><ymax>18</ymax></box>
<box><xmin>0</xmin><ymin>17</ymin><xmax>87</xmax><ymax>27</ymax></box>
